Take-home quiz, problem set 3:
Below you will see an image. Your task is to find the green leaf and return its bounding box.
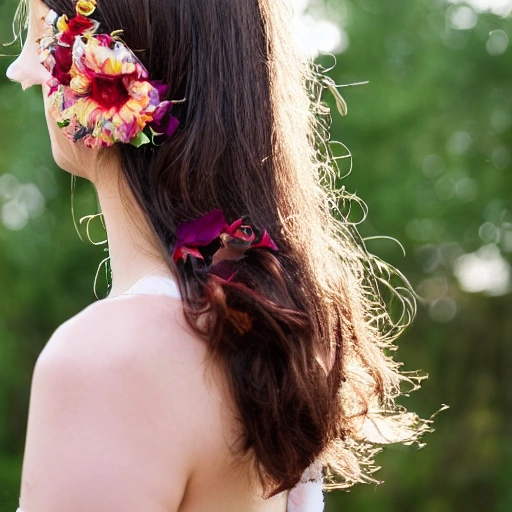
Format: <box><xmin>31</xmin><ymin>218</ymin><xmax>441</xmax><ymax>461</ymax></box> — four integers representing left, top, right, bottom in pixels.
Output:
<box><xmin>130</xmin><ymin>131</ymin><xmax>151</xmax><ymax>148</ymax></box>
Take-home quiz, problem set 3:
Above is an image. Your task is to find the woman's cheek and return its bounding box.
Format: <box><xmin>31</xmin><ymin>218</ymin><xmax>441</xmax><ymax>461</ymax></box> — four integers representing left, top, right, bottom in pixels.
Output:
<box><xmin>42</xmin><ymin>94</ymin><xmax>76</xmax><ymax>173</ymax></box>
<box><xmin>43</xmin><ymin>99</ymin><xmax>95</xmax><ymax>180</ymax></box>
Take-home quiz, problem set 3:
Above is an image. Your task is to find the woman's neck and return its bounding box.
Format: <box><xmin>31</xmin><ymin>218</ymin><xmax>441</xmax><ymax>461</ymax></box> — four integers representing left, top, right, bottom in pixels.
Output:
<box><xmin>92</xmin><ymin>156</ymin><xmax>172</xmax><ymax>298</ymax></box>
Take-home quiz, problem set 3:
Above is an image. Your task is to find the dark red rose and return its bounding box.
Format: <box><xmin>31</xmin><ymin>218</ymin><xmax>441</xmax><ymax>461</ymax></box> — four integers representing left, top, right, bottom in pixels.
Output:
<box><xmin>67</xmin><ymin>14</ymin><xmax>94</xmax><ymax>35</ymax></box>
<box><xmin>54</xmin><ymin>44</ymin><xmax>73</xmax><ymax>73</ymax></box>
<box><xmin>60</xmin><ymin>15</ymin><xmax>94</xmax><ymax>45</ymax></box>
<box><xmin>53</xmin><ymin>66</ymin><xmax>71</xmax><ymax>86</ymax></box>
<box><xmin>90</xmin><ymin>76</ymin><xmax>130</xmax><ymax>109</ymax></box>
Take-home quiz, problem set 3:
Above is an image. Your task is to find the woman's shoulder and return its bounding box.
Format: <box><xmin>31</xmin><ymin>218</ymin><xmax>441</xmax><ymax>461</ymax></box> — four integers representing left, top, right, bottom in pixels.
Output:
<box><xmin>41</xmin><ymin>293</ymin><xmax>203</xmax><ymax>372</ymax></box>
<box><xmin>22</xmin><ymin>294</ymin><xmax>210</xmax><ymax>512</ymax></box>
<box><xmin>39</xmin><ymin>291</ymin><xmax>241</xmax><ymax>448</ymax></box>
<box><xmin>24</xmin><ymin>294</ymin><xmax>275</xmax><ymax>511</ymax></box>
<box><xmin>34</xmin><ymin>293</ymin><xmax>219</xmax><ymax>454</ymax></box>
<box><xmin>37</xmin><ymin>293</ymin><xmax>234</xmax><ymax>448</ymax></box>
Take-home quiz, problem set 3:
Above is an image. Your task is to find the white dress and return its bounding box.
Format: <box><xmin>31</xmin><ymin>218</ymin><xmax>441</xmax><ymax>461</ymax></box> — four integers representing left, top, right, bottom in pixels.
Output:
<box><xmin>17</xmin><ymin>275</ymin><xmax>325</xmax><ymax>512</ymax></box>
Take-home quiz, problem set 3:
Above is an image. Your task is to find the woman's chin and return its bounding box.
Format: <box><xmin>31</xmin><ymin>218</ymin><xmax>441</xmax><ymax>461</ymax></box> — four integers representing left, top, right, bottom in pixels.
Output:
<box><xmin>49</xmin><ymin>141</ymin><xmax>74</xmax><ymax>174</ymax></box>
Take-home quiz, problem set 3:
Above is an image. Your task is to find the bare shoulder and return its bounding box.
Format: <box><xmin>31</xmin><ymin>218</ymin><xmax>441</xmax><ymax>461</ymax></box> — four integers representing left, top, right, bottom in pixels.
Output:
<box><xmin>41</xmin><ymin>294</ymin><xmax>205</xmax><ymax>368</ymax></box>
<box><xmin>36</xmin><ymin>293</ymin><xmax>219</xmax><ymax>450</ymax></box>
<box><xmin>21</xmin><ymin>295</ymin><xmax>249</xmax><ymax>511</ymax></box>
<box><xmin>21</xmin><ymin>295</ymin><xmax>216</xmax><ymax>512</ymax></box>
<box><xmin>36</xmin><ymin>293</ymin><xmax>235</xmax><ymax>457</ymax></box>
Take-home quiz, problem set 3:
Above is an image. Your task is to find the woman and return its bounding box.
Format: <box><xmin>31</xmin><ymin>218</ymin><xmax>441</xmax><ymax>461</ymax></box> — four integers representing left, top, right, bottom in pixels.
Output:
<box><xmin>6</xmin><ymin>0</ymin><xmax>428</xmax><ymax>511</ymax></box>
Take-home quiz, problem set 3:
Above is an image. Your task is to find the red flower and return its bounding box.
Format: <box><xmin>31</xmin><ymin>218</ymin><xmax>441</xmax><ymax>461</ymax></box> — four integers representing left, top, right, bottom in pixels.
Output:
<box><xmin>54</xmin><ymin>44</ymin><xmax>72</xmax><ymax>71</ymax></box>
<box><xmin>53</xmin><ymin>66</ymin><xmax>71</xmax><ymax>86</ymax></box>
<box><xmin>173</xmin><ymin>209</ymin><xmax>278</xmax><ymax>268</ymax></box>
<box><xmin>90</xmin><ymin>76</ymin><xmax>130</xmax><ymax>109</ymax></box>
<box><xmin>95</xmin><ymin>34</ymin><xmax>114</xmax><ymax>47</ymax></box>
<box><xmin>52</xmin><ymin>44</ymin><xmax>73</xmax><ymax>85</ymax></box>
<box><xmin>60</xmin><ymin>14</ymin><xmax>94</xmax><ymax>45</ymax></box>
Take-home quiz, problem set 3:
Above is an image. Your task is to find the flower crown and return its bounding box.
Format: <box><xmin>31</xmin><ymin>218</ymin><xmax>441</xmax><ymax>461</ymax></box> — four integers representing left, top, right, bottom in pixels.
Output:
<box><xmin>38</xmin><ymin>0</ymin><xmax>182</xmax><ymax>149</ymax></box>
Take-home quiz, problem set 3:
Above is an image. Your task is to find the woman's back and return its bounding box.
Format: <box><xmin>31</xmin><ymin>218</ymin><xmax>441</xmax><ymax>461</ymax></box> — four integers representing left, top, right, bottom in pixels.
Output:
<box><xmin>18</xmin><ymin>275</ymin><xmax>292</xmax><ymax>512</ymax></box>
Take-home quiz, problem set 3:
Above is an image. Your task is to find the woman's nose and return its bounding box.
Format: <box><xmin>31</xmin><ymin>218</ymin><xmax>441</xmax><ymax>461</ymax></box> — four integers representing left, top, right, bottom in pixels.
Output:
<box><xmin>5</xmin><ymin>46</ymin><xmax>53</xmax><ymax>90</ymax></box>
<box><xmin>6</xmin><ymin>56</ymin><xmax>36</xmax><ymax>90</ymax></box>
<box><xmin>6</xmin><ymin>57</ymin><xmax>27</xmax><ymax>89</ymax></box>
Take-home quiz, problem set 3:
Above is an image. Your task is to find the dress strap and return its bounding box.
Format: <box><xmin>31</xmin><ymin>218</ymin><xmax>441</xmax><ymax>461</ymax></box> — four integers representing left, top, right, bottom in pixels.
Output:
<box><xmin>287</xmin><ymin>460</ymin><xmax>324</xmax><ymax>512</ymax></box>
<box><xmin>287</xmin><ymin>480</ymin><xmax>324</xmax><ymax>512</ymax></box>
<box><xmin>120</xmin><ymin>275</ymin><xmax>182</xmax><ymax>300</ymax></box>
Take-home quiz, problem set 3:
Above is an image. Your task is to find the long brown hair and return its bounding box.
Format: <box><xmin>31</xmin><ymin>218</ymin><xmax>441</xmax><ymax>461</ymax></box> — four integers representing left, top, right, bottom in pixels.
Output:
<box><xmin>21</xmin><ymin>0</ymin><xmax>429</xmax><ymax>498</ymax></box>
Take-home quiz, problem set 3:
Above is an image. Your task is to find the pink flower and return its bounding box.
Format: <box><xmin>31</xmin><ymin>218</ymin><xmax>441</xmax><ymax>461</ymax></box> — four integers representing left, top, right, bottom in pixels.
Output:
<box><xmin>173</xmin><ymin>209</ymin><xmax>278</xmax><ymax>271</ymax></box>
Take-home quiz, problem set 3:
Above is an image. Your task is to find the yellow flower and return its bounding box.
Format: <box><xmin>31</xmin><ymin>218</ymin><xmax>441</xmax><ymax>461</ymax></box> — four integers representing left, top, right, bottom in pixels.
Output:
<box><xmin>70</xmin><ymin>74</ymin><xmax>91</xmax><ymax>95</ymax></box>
<box><xmin>102</xmin><ymin>57</ymin><xmax>123</xmax><ymax>76</ymax></box>
<box><xmin>76</xmin><ymin>0</ymin><xmax>96</xmax><ymax>17</ymax></box>
<box><xmin>56</xmin><ymin>14</ymin><xmax>68</xmax><ymax>32</ymax></box>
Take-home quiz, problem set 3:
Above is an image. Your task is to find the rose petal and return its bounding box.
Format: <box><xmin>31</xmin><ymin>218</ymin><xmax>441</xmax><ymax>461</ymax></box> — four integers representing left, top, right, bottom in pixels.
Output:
<box><xmin>173</xmin><ymin>246</ymin><xmax>204</xmax><ymax>263</ymax></box>
<box><xmin>150</xmin><ymin>80</ymin><xmax>169</xmax><ymax>99</ymax></box>
<box><xmin>176</xmin><ymin>209</ymin><xmax>228</xmax><ymax>247</ymax></box>
<box><xmin>226</xmin><ymin>218</ymin><xmax>244</xmax><ymax>235</ymax></box>
<box><xmin>250</xmin><ymin>230</ymin><xmax>278</xmax><ymax>251</ymax></box>
<box><xmin>54</xmin><ymin>44</ymin><xmax>73</xmax><ymax>73</ymax></box>
<box><xmin>165</xmin><ymin>115</ymin><xmax>180</xmax><ymax>138</ymax></box>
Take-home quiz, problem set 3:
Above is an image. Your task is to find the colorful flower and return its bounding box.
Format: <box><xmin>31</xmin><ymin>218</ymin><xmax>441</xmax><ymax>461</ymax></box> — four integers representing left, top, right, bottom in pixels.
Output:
<box><xmin>76</xmin><ymin>0</ymin><xmax>96</xmax><ymax>17</ymax></box>
<box><xmin>39</xmin><ymin>1</ymin><xmax>181</xmax><ymax>148</ymax></box>
<box><xmin>173</xmin><ymin>209</ymin><xmax>278</xmax><ymax>276</ymax></box>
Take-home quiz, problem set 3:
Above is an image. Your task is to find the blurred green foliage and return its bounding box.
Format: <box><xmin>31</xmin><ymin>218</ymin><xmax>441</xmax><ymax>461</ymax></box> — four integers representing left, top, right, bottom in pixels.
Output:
<box><xmin>0</xmin><ymin>0</ymin><xmax>511</xmax><ymax>511</ymax></box>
